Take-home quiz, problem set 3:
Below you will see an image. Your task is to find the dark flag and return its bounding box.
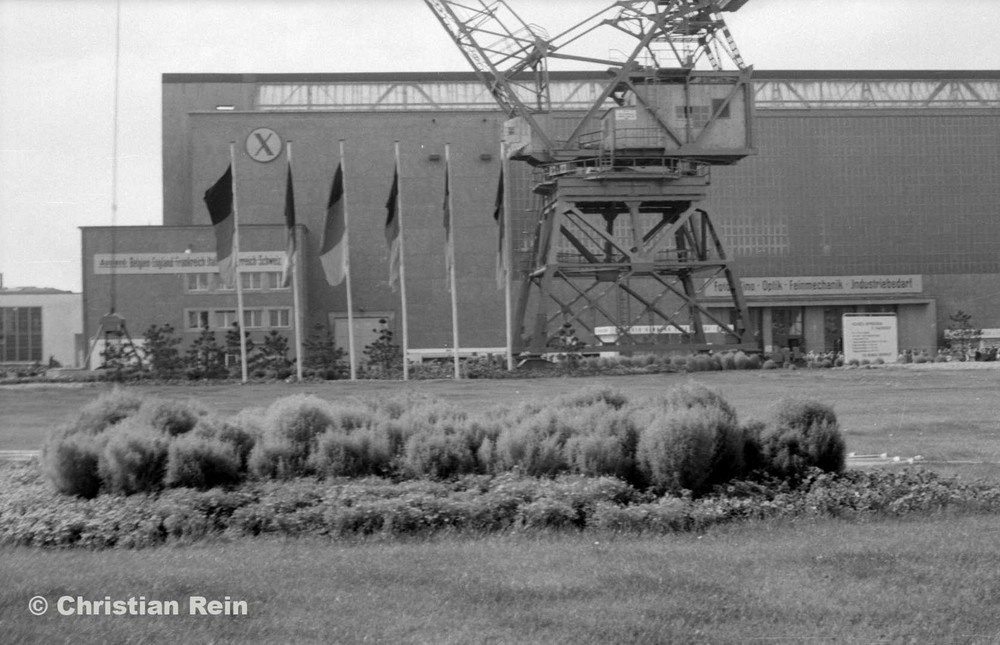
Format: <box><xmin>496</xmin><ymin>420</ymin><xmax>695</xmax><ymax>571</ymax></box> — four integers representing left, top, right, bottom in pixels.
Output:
<box><xmin>385</xmin><ymin>165</ymin><xmax>401</xmax><ymax>291</ymax></box>
<box><xmin>281</xmin><ymin>162</ymin><xmax>296</xmax><ymax>287</ymax></box>
<box><xmin>493</xmin><ymin>167</ymin><xmax>507</xmax><ymax>290</ymax></box>
<box><xmin>320</xmin><ymin>164</ymin><xmax>348</xmax><ymax>286</ymax></box>
<box><xmin>204</xmin><ymin>165</ymin><xmax>236</xmax><ymax>287</ymax></box>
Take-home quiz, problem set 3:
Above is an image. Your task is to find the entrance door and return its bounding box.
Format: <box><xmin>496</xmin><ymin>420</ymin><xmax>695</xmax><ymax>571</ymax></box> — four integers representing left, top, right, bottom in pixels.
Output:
<box><xmin>823</xmin><ymin>307</ymin><xmax>852</xmax><ymax>353</ymax></box>
<box><xmin>771</xmin><ymin>307</ymin><xmax>804</xmax><ymax>350</ymax></box>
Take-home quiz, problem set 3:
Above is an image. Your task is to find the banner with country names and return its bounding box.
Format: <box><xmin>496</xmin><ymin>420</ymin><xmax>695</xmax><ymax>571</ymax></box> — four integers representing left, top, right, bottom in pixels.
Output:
<box><xmin>93</xmin><ymin>252</ymin><xmax>285</xmax><ymax>275</ymax></box>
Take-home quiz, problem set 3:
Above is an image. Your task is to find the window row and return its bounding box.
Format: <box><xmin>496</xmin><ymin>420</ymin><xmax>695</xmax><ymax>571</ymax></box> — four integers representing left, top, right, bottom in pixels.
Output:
<box><xmin>186</xmin><ymin>271</ymin><xmax>288</xmax><ymax>293</ymax></box>
<box><xmin>186</xmin><ymin>308</ymin><xmax>291</xmax><ymax>331</ymax></box>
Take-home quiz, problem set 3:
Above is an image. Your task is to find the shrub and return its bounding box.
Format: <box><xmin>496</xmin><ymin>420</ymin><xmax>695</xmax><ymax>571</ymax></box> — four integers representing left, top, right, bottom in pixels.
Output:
<box><xmin>759</xmin><ymin>399</ymin><xmax>846</xmax><ymax>481</ymax></box>
<box><xmin>563</xmin><ymin>429</ymin><xmax>633</xmax><ymax>481</ymax></box>
<box><xmin>518</xmin><ymin>497</ymin><xmax>578</xmax><ymax>529</ymax></box>
<box><xmin>165</xmin><ymin>434</ymin><xmax>242</xmax><ymax>489</ymax></box>
<box><xmin>637</xmin><ymin>406</ymin><xmax>723</xmax><ymax>496</ymax></box>
<box><xmin>402</xmin><ymin>430</ymin><xmax>478</xmax><ymax>479</ymax></box>
<box><xmin>41</xmin><ymin>431</ymin><xmax>104</xmax><ymax>498</ymax></box>
<box><xmin>99</xmin><ymin>420</ymin><xmax>170</xmax><ymax>495</ymax></box>
<box><xmin>659</xmin><ymin>382</ymin><xmax>738</xmax><ymax>428</ymax></box>
<box><xmin>311</xmin><ymin>427</ymin><xmax>394</xmax><ymax>478</ymax></box>
<box><xmin>719</xmin><ymin>352</ymin><xmax>737</xmax><ymax>370</ymax></box>
<box><xmin>248</xmin><ymin>395</ymin><xmax>337</xmax><ymax>479</ymax></box>
<box><xmin>135</xmin><ymin>398</ymin><xmax>206</xmax><ymax>436</ymax></box>
<box><xmin>215</xmin><ymin>422</ymin><xmax>258</xmax><ymax>472</ymax></box>
<box><xmin>739</xmin><ymin>420</ymin><xmax>767</xmax><ymax>475</ymax></box>
<box><xmin>494</xmin><ymin>408</ymin><xmax>573</xmax><ymax>477</ymax></box>
<box><xmin>70</xmin><ymin>387</ymin><xmax>143</xmax><ymax>435</ymax></box>
<box><xmin>762</xmin><ymin>359</ymin><xmax>779</xmax><ymax>370</ymax></box>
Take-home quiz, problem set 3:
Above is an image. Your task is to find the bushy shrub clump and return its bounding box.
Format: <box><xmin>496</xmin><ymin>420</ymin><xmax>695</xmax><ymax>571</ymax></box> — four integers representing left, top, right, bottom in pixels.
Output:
<box><xmin>759</xmin><ymin>399</ymin><xmax>845</xmax><ymax>481</ymax></box>
<box><xmin>134</xmin><ymin>398</ymin><xmax>207</xmax><ymax>436</ymax></box>
<box><xmin>247</xmin><ymin>395</ymin><xmax>337</xmax><ymax>479</ymax></box>
<box><xmin>98</xmin><ymin>419</ymin><xmax>170</xmax><ymax>495</ymax></box>
<box><xmin>70</xmin><ymin>387</ymin><xmax>143</xmax><ymax>435</ymax></box>
<box><xmin>165</xmin><ymin>434</ymin><xmax>242</xmax><ymax>489</ymax></box>
<box><xmin>41</xmin><ymin>432</ymin><xmax>104</xmax><ymax>499</ymax></box>
<box><xmin>41</xmin><ymin>384</ymin><xmax>846</xmax><ymax>503</ymax></box>
<box><xmin>636</xmin><ymin>383</ymin><xmax>752</xmax><ymax>495</ymax></box>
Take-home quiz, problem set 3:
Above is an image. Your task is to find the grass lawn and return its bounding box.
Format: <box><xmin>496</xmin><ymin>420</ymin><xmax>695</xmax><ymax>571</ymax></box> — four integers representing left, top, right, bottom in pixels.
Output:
<box><xmin>4</xmin><ymin>366</ymin><xmax>1000</xmax><ymax>643</ymax></box>
<box><xmin>4</xmin><ymin>366</ymin><xmax>1000</xmax><ymax>469</ymax></box>
<box><xmin>4</xmin><ymin>513</ymin><xmax>1000</xmax><ymax>644</ymax></box>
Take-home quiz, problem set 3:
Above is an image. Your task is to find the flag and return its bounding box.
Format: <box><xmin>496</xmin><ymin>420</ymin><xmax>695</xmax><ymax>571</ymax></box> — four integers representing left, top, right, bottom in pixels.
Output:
<box><xmin>319</xmin><ymin>164</ymin><xmax>348</xmax><ymax>286</ymax></box>
<box><xmin>204</xmin><ymin>165</ymin><xmax>236</xmax><ymax>288</ymax></box>
<box><xmin>443</xmin><ymin>161</ymin><xmax>454</xmax><ymax>292</ymax></box>
<box><xmin>493</xmin><ymin>167</ymin><xmax>508</xmax><ymax>290</ymax></box>
<box><xmin>281</xmin><ymin>162</ymin><xmax>296</xmax><ymax>287</ymax></box>
<box><xmin>385</xmin><ymin>165</ymin><xmax>401</xmax><ymax>291</ymax></box>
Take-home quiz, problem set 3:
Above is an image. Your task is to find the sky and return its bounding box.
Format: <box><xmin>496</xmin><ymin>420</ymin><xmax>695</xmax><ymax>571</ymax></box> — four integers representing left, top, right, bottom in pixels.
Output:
<box><xmin>2</xmin><ymin>0</ymin><xmax>999</xmax><ymax>292</ymax></box>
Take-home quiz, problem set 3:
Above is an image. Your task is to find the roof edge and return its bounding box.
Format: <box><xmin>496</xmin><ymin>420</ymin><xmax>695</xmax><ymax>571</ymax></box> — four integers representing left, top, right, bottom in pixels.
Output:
<box><xmin>162</xmin><ymin>70</ymin><xmax>1000</xmax><ymax>84</ymax></box>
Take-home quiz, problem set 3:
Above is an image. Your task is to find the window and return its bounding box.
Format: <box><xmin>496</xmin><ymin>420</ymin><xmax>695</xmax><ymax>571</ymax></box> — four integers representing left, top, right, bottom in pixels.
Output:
<box><xmin>215</xmin><ymin>274</ymin><xmax>234</xmax><ymax>291</ymax></box>
<box><xmin>268</xmin><ymin>309</ymin><xmax>291</xmax><ymax>328</ymax></box>
<box><xmin>216</xmin><ymin>310</ymin><xmax>238</xmax><ymax>329</ymax></box>
<box><xmin>675</xmin><ymin>103</ymin><xmax>729</xmax><ymax>129</ymax></box>
<box><xmin>186</xmin><ymin>273</ymin><xmax>210</xmax><ymax>292</ymax></box>
<box><xmin>241</xmin><ymin>272</ymin><xmax>263</xmax><ymax>290</ymax></box>
<box><xmin>266</xmin><ymin>271</ymin><xmax>288</xmax><ymax>290</ymax></box>
<box><xmin>0</xmin><ymin>307</ymin><xmax>42</xmax><ymax>362</ymax></box>
<box><xmin>186</xmin><ymin>310</ymin><xmax>210</xmax><ymax>330</ymax></box>
<box><xmin>243</xmin><ymin>309</ymin><xmax>263</xmax><ymax>329</ymax></box>
<box><xmin>711</xmin><ymin>98</ymin><xmax>731</xmax><ymax>119</ymax></box>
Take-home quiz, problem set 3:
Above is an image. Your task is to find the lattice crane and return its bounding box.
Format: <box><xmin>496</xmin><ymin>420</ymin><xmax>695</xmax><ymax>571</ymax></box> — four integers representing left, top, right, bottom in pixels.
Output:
<box><xmin>424</xmin><ymin>0</ymin><xmax>758</xmax><ymax>356</ymax></box>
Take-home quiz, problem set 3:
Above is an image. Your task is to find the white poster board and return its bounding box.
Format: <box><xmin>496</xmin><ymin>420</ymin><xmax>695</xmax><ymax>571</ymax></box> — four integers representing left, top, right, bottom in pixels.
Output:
<box><xmin>842</xmin><ymin>313</ymin><xmax>898</xmax><ymax>363</ymax></box>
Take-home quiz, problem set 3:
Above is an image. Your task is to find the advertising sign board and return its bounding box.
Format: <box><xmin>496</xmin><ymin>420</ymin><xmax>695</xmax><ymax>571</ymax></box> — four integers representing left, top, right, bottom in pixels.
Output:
<box><xmin>842</xmin><ymin>313</ymin><xmax>898</xmax><ymax>363</ymax></box>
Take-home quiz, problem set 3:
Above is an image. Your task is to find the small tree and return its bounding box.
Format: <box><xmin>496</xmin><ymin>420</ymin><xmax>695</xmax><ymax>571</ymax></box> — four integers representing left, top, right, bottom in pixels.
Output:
<box><xmin>363</xmin><ymin>326</ymin><xmax>401</xmax><ymax>373</ymax></box>
<box><xmin>224</xmin><ymin>323</ymin><xmax>256</xmax><ymax>376</ymax></box>
<box><xmin>99</xmin><ymin>331</ymin><xmax>142</xmax><ymax>380</ymax></box>
<box><xmin>303</xmin><ymin>324</ymin><xmax>348</xmax><ymax>379</ymax></box>
<box><xmin>141</xmin><ymin>324</ymin><xmax>183</xmax><ymax>379</ymax></box>
<box><xmin>255</xmin><ymin>330</ymin><xmax>293</xmax><ymax>378</ymax></box>
<box><xmin>946</xmin><ymin>310</ymin><xmax>982</xmax><ymax>357</ymax></box>
<box><xmin>185</xmin><ymin>325</ymin><xmax>226</xmax><ymax>379</ymax></box>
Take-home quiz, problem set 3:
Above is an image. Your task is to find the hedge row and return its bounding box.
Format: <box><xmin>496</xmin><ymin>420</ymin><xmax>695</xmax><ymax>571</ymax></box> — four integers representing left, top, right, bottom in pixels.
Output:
<box><xmin>4</xmin><ymin>464</ymin><xmax>1000</xmax><ymax>549</ymax></box>
<box><xmin>41</xmin><ymin>385</ymin><xmax>846</xmax><ymax>499</ymax></box>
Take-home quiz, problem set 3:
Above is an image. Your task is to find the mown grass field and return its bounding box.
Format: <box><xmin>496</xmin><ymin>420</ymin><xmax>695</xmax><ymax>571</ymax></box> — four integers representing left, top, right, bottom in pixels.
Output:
<box><xmin>4</xmin><ymin>365</ymin><xmax>1000</xmax><ymax>469</ymax></box>
<box><xmin>2</xmin><ymin>365</ymin><xmax>1000</xmax><ymax>643</ymax></box>
<box><xmin>5</xmin><ymin>514</ymin><xmax>1000</xmax><ymax>644</ymax></box>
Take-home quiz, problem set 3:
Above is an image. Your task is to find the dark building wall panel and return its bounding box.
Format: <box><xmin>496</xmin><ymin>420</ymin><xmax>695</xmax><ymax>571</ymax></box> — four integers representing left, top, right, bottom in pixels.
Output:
<box><xmin>706</xmin><ymin>111</ymin><xmax>1000</xmax><ymax>277</ymax></box>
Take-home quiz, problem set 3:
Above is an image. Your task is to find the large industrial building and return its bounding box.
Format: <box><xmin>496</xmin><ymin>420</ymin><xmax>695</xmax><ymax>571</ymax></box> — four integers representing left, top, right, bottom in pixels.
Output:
<box><xmin>79</xmin><ymin>69</ymin><xmax>1000</xmax><ymax>365</ymax></box>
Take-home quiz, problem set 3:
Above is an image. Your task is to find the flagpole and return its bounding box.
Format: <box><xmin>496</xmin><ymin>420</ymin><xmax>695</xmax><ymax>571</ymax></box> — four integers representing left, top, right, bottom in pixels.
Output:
<box><xmin>394</xmin><ymin>142</ymin><xmax>410</xmax><ymax>381</ymax></box>
<box><xmin>501</xmin><ymin>141</ymin><xmax>515</xmax><ymax>371</ymax></box>
<box><xmin>230</xmin><ymin>142</ymin><xmax>249</xmax><ymax>383</ymax></box>
<box><xmin>445</xmin><ymin>143</ymin><xmax>461</xmax><ymax>379</ymax></box>
<box><xmin>287</xmin><ymin>142</ymin><xmax>304</xmax><ymax>382</ymax></box>
<box><xmin>339</xmin><ymin>139</ymin><xmax>358</xmax><ymax>381</ymax></box>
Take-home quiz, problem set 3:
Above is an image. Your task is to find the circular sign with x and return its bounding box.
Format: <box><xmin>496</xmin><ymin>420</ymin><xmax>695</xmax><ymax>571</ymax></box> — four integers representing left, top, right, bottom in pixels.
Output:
<box><xmin>246</xmin><ymin>128</ymin><xmax>282</xmax><ymax>163</ymax></box>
